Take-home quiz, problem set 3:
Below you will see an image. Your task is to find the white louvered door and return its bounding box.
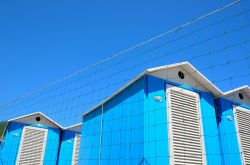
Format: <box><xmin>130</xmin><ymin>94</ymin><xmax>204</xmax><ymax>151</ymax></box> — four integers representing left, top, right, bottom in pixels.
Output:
<box><xmin>167</xmin><ymin>86</ymin><xmax>206</xmax><ymax>165</ymax></box>
<box><xmin>16</xmin><ymin>126</ymin><xmax>48</xmax><ymax>165</ymax></box>
<box><xmin>72</xmin><ymin>134</ymin><xmax>81</xmax><ymax>165</ymax></box>
<box><xmin>234</xmin><ymin>106</ymin><xmax>250</xmax><ymax>164</ymax></box>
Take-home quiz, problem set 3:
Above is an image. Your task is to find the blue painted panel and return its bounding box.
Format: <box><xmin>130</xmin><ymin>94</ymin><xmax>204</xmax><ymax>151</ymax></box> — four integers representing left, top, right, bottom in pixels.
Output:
<box><xmin>80</xmin><ymin>77</ymin><xmax>146</xmax><ymax>165</ymax></box>
<box><xmin>199</xmin><ymin>91</ymin><xmax>221</xmax><ymax>165</ymax></box>
<box><xmin>0</xmin><ymin>122</ymin><xmax>60</xmax><ymax>165</ymax></box>
<box><xmin>0</xmin><ymin>122</ymin><xmax>23</xmax><ymax>165</ymax></box>
<box><xmin>58</xmin><ymin>130</ymin><xmax>76</xmax><ymax>165</ymax></box>
<box><xmin>79</xmin><ymin>75</ymin><xmax>222</xmax><ymax>165</ymax></box>
<box><xmin>43</xmin><ymin>127</ymin><xmax>61</xmax><ymax>165</ymax></box>
<box><xmin>79</xmin><ymin>107</ymin><xmax>103</xmax><ymax>165</ymax></box>
<box><xmin>144</xmin><ymin>75</ymin><xmax>169</xmax><ymax>165</ymax></box>
<box><xmin>217</xmin><ymin>98</ymin><xmax>244</xmax><ymax>165</ymax></box>
<box><xmin>100</xmin><ymin>76</ymin><xmax>145</xmax><ymax>165</ymax></box>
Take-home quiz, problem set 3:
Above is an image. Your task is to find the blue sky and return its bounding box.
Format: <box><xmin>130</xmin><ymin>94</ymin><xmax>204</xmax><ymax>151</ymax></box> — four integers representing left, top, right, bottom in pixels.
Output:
<box><xmin>0</xmin><ymin>0</ymin><xmax>249</xmax><ymax>125</ymax></box>
<box><xmin>0</xmin><ymin>0</ymin><xmax>245</xmax><ymax>103</ymax></box>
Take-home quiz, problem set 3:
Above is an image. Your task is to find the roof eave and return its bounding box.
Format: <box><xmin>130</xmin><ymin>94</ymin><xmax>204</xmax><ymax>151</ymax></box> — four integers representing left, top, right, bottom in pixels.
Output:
<box><xmin>82</xmin><ymin>62</ymin><xmax>223</xmax><ymax>117</ymax></box>
<box><xmin>8</xmin><ymin>112</ymin><xmax>63</xmax><ymax>129</ymax></box>
<box><xmin>63</xmin><ymin>123</ymin><xmax>82</xmax><ymax>130</ymax></box>
<box><xmin>223</xmin><ymin>85</ymin><xmax>250</xmax><ymax>98</ymax></box>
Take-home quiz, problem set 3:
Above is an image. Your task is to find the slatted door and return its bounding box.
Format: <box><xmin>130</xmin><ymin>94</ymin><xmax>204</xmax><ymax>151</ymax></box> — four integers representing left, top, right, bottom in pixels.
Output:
<box><xmin>72</xmin><ymin>134</ymin><xmax>81</xmax><ymax>165</ymax></box>
<box><xmin>234</xmin><ymin>106</ymin><xmax>250</xmax><ymax>164</ymax></box>
<box><xmin>167</xmin><ymin>86</ymin><xmax>206</xmax><ymax>165</ymax></box>
<box><xmin>16</xmin><ymin>126</ymin><xmax>48</xmax><ymax>165</ymax></box>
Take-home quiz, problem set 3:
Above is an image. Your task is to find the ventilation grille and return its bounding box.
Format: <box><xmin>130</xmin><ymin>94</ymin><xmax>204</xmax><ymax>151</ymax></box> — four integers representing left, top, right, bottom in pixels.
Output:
<box><xmin>168</xmin><ymin>88</ymin><xmax>204</xmax><ymax>165</ymax></box>
<box><xmin>235</xmin><ymin>108</ymin><xmax>250</xmax><ymax>164</ymax></box>
<box><xmin>17</xmin><ymin>126</ymin><xmax>48</xmax><ymax>165</ymax></box>
<box><xmin>72</xmin><ymin>134</ymin><xmax>81</xmax><ymax>165</ymax></box>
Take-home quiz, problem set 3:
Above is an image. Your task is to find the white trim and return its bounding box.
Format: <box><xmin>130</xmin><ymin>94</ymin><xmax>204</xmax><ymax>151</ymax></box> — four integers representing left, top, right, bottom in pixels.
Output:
<box><xmin>233</xmin><ymin>105</ymin><xmax>250</xmax><ymax>164</ymax></box>
<box><xmin>72</xmin><ymin>134</ymin><xmax>81</xmax><ymax>165</ymax></box>
<box><xmin>16</xmin><ymin>126</ymin><xmax>48</xmax><ymax>165</ymax></box>
<box><xmin>82</xmin><ymin>62</ymin><xmax>223</xmax><ymax>117</ymax></box>
<box><xmin>166</xmin><ymin>86</ymin><xmax>206</xmax><ymax>165</ymax></box>
<box><xmin>149</xmin><ymin>62</ymin><xmax>222</xmax><ymax>96</ymax></box>
<box><xmin>63</xmin><ymin>123</ymin><xmax>82</xmax><ymax>132</ymax></box>
<box><xmin>224</xmin><ymin>86</ymin><xmax>250</xmax><ymax>98</ymax></box>
<box><xmin>8</xmin><ymin>112</ymin><xmax>63</xmax><ymax>129</ymax></box>
<box><xmin>223</xmin><ymin>86</ymin><xmax>250</xmax><ymax>106</ymax></box>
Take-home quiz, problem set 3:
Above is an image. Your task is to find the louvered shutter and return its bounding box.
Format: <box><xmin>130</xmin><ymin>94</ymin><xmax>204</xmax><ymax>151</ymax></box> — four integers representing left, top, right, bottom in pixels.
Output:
<box><xmin>167</xmin><ymin>87</ymin><xmax>206</xmax><ymax>165</ymax></box>
<box><xmin>72</xmin><ymin>134</ymin><xmax>81</xmax><ymax>165</ymax></box>
<box><xmin>16</xmin><ymin>126</ymin><xmax>48</xmax><ymax>165</ymax></box>
<box><xmin>234</xmin><ymin>106</ymin><xmax>250</xmax><ymax>164</ymax></box>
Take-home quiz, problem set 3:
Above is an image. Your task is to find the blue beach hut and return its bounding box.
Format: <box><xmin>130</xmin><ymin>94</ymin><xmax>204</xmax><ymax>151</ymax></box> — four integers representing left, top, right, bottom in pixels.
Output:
<box><xmin>0</xmin><ymin>112</ymin><xmax>62</xmax><ymax>165</ymax></box>
<box><xmin>58</xmin><ymin>123</ymin><xmax>81</xmax><ymax>165</ymax></box>
<box><xmin>80</xmin><ymin>62</ymin><xmax>223</xmax><ymax>165</ymax></box>
<box><xmin>216</xmin><ymin>85</ymin><xmax>250</xmax><ymax>165</ymax></box>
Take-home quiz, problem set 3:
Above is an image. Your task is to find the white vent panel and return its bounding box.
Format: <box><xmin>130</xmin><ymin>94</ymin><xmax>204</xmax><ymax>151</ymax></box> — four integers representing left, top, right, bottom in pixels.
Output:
<box><xmin>72</xmin><ymin>134</ymin><xmax>81</xmax><ymax>165</ymax></box>
<box><xmin>16</xmin><ymin>126</ymin><xmax>48</xmax><ymax>165</ymax></box>
<box><xmin>167</xmin><ymin>87</ymin><xmax>205</xmax><ymax>165</ymax></box>
<box><xmin>234</xmin><ymin>107</ymin><xmax>250</xmax><ymax>164</ymax></box>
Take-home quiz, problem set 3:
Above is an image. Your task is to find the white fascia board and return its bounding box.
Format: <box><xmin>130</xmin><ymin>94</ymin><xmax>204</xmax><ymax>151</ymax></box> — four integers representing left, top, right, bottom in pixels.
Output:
<box><xmin>8</xmin><ymin>112</ymin><xmax>63</xmax><ymax>129</ymax></box>
<box><xmin>223</xmin><ymin>85</ymin><xmax>250</xmax><ymax>98</ymax></box>
<box><xmin>63</xmin><ymin>123</ymin><xmax>82</xmax><ymax>132</ymax></box>
<box><xmin>82</xmin><ymin>61</ymin><xmax>223</xmax><ymax>117</ymax></box>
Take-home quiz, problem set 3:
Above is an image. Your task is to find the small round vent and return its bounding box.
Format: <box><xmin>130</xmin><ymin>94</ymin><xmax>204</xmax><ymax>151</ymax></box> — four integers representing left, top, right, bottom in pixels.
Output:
<box><xmin>178</xmin><ymin>71</ymin><xmax>185</xmax><ymax>79</ymax></box>
<box><xmin>36</xmin><ymin>116</ymin><xmax>41</xmax><ymax>121</ymax></box>
<box><xmin>239</xmin><ymin>93</ymin><xmax>244</xmax><ymax>100</ymax></box>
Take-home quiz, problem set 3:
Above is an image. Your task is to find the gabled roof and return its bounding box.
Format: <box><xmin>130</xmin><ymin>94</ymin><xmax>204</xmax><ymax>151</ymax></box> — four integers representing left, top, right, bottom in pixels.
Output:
<box><xmin>63</xmin><ymin>123</ymin><xmax>82</xmax><ymax>132</ymax></box>
<box><xmin>223</xmin><ymin>85</ymin><xmax>250</xmax><ymax>106</ymax></box>
<box><xmin>146</xmin><ymin>62</ymin><xmax>222</xmax><ymax>96</ymax></box>
<box><xmin>223</xmin><ymin>85</ymin><xmax>250</xmax><ymax>98</ymax></box>
<box><xmin>8</xmin><ymin>112</ymin><xmax>63</xmax><ymax>129</ymax></box>
<box><xmin>82</xmin><ymin>62</ymin><xmax>223</xmax><ymax>117</ymax></box>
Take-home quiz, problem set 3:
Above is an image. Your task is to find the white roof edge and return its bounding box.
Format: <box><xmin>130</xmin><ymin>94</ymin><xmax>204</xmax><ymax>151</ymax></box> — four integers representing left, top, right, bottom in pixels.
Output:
<box><xmin>147</xmin><ymin>61</ymin><xmax>223</xmax><ymax>96</ymax></box>
<box><xmin>8</xmin><ymin>112</ymin><xmax>63</xmax><ymax>129</ymax></box>
<box><xmin>223</xmin><ymin>85</ymin><xmax>250</xmax><ymax>97</ymax></box>
<box><xmin>184</xmin><ymin>62</ymin><xmax>223</xmax><ymax>96</ymax></box>
<box><xmin>146</xmin><ymin>61</ymin><xmax>190</xmax><ymax>72</ymax></box>
<box><xmin>82</xmin><ymin>61</ymin><xmax>223</xmax><ymax>117</ymax></box>
<box><xmin>63</xmin><ymin>123</ymin><xmax>82</xmax><ymax>130</ymax></box>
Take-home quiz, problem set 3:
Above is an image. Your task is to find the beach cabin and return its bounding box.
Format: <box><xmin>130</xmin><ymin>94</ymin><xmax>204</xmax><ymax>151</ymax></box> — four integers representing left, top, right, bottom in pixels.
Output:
<box><xmin>80</xmin><ymin>62</ymin><xmax>223</xmax><ymax>165</ymax></box>
<box><xmin>216</xmin><ymin>85</ymin><xmax>250</xmax><ymax>165</ymax></box>
<box><xmin>58</xmin><ymin>123</ymin><xmax>82</xmax><ymax>165</ymax></box>
<box><xmin>0</xmin><ymin>112</ymin><xmax>62</xmax><ymax>165</ymax></box>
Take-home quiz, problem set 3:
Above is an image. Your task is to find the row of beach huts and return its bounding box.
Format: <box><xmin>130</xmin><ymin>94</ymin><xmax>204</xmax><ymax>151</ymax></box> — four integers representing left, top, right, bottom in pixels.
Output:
<box><xmin>0</xmin><ymin>62</ymin><xmax>249</xmax><ymax>165</ymax></box>
<box><xmin>0</xmin><ymin>112</ymin><xmax>81</xmax><ymax>165</ymax></box>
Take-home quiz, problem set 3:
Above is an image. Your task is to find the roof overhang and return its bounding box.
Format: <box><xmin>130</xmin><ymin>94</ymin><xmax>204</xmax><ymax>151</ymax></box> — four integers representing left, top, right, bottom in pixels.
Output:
<box><xmin>223</xmin><ymin>85</ymin><xmax>250</xmax><ymax>106</ymax></box>
<box><xmin>146</xmin><ymin>62</ymin><xmax>222</xmax><ymax>96</ymax></box>
<box><xmin>8</xmin><ymin>112</ymin><xmax>63</xmax><ymax>129</ymax></box>
<box><xmin>82</xmin><ymin>62</ymin><xmax>223</xmax><ymax>117</ymax></box>
<box><xmin>63</xmin><ymin>123</ymin><xmax>82</xmax><ymax>132</ymax></box>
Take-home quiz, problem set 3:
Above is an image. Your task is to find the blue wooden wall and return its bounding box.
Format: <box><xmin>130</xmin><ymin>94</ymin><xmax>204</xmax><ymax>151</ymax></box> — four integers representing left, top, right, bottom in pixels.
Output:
<box><xmin>216</xmin><ymin>98</ymin><xmax>250</xmax><ymax>165</ymax></box>
<box><xmin>144</xmin><ymin>75</ymin><xmax>169</xmax><ymax>164</ymax></box>
<box><xmin>58</xmin><ymin>130</ymin><xmax>79</xmax><ymax>165</ymax></box>
<box><xmin>80</xmin><ymin>77</ymin><xmax>145</xmax><ymax>165</ymax></box>
<box><xmin>79</xmin><ymin>75</ymin><xmax>222</xmax><ymax>165</ymax></box>
<box><xmin>79</xmin><ymin>107</ymin><xmax>103</xmax><ymax>164</ymax></box>
<box><xmin>0</xmin><ymin>121</ymin><xmax>61</xmax><ymax>165</ymax></box>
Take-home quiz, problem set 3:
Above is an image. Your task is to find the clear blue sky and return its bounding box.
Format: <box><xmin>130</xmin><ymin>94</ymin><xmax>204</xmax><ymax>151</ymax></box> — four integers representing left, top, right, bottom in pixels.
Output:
<box><xmin>0</xmin><ymin>0</ymin><xmax>249</xmax><ymax>125</ymax></box>
<box><xmin>0</xmin><ymin>0</ymin><xmax>244</xmax><ymax>103</ymax></box>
